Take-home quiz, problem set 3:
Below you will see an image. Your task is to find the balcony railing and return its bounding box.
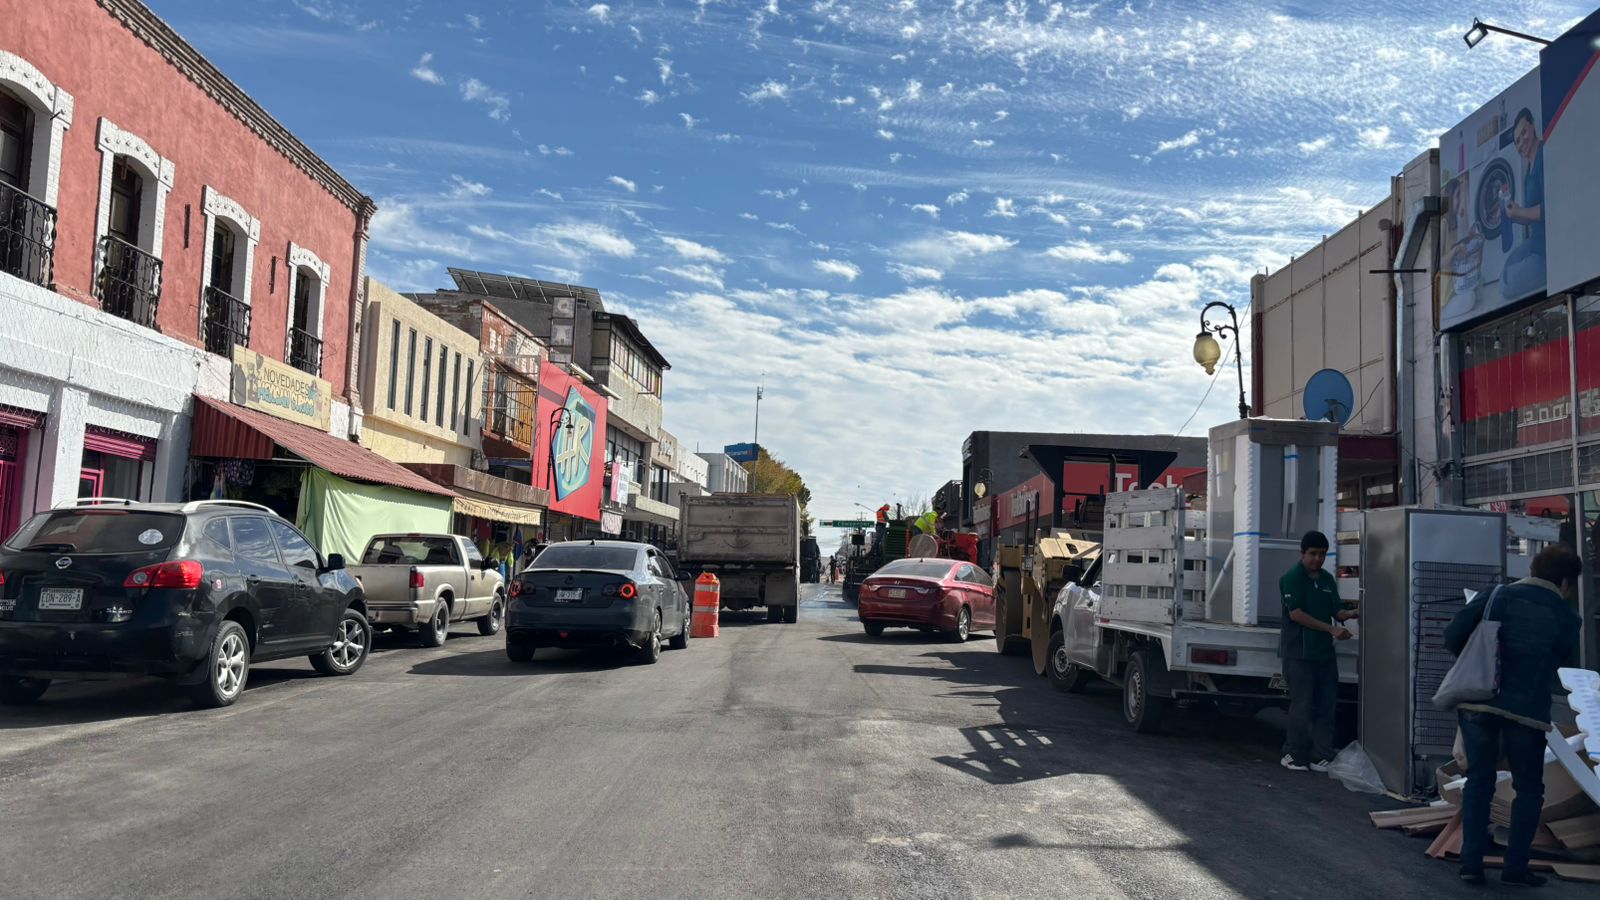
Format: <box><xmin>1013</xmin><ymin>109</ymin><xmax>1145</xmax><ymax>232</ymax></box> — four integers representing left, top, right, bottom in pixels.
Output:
<box><xmin>202</xmin><ymin>285</ymin><xmax>252</xmax><ymax>356</ymax></box>
<box><xmin>288</xmin><ymin>326</ymin><xmax>322</xmax><ymax>376</ymax></box>
<box><xmin>96</xmin><ymin>234</ymin><xmax>162</xmax><ymax>329</ymax></box>
<box><xmin>0</xmin><ymin>181</ymin><xmax>57</xmax><ymax>288</ymax></box>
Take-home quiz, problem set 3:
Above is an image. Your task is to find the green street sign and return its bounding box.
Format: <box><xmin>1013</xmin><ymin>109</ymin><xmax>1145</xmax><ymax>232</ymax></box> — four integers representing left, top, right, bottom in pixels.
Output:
<box><xmin>821</xmin><ymin>519</ymin><xmax>874</xmax><ymax>528</ymax></box>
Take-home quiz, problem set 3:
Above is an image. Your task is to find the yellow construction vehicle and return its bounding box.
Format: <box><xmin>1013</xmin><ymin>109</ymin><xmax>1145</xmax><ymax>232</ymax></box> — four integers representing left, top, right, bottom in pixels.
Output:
<box><xmin>992</xmin><ymin>530</ymin><xmax>1101</xmax><ymax>674</ymax></box>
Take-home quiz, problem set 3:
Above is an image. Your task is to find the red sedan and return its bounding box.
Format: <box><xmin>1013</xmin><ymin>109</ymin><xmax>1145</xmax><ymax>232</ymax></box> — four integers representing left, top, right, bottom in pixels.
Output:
<box><xmin>857</xmin><ymin>558</ymin><xmax>995</xmax><ymax>642</ymax></box>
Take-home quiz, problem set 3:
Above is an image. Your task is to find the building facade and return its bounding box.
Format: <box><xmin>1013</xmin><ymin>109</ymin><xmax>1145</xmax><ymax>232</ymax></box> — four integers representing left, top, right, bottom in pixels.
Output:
<box><xmin>699</xmin><ymin>452</ymin><xmax>749</xmax><ymax>494</ymax></box>
<box><xmin>0</xmin><ymin>0</ymin><xmax>387</xmax><ymax>539</ymax></box>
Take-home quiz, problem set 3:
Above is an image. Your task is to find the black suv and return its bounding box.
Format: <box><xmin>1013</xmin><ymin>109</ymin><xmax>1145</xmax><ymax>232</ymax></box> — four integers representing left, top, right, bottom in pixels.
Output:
<box><xmin>0</xmin><ymin>499</ymin><xmax>370</xmax><ymax>708</ymax></box>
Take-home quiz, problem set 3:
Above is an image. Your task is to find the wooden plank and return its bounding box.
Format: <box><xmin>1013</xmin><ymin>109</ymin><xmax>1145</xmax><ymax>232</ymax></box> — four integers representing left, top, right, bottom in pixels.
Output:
<box><xmin>1102</xmin><ymin>528</ymin><xmax>1180</xmax><ymax>552</ymax></box>
<box><xmin>1104</xmin><ymin>563</ymin><xmax>1175</xmax><ymax>588</ymax></box>
<box><xmin>1106</xmin><ymin>491</ymin><xmax>1182</xmax><ymax>515</ymax></box>
<box><xmin>1402</xmin><ymin>821</ymin><xmax>1448</xmax><ymax>837</ymax></box>
<box><xmin>1370</xmin><ymin>806</ymin><xmax>1454</xmax><ymax>828</ymax></box>
<box><xmin>1548</xmin><ymin>812</ymin><xmax>1600</xmax><ymax>849</ymax></box>
<box><xmin>1426</xmin><ymin>810</ymin><xmax>1464</xmax><ymax>857</ymax></box>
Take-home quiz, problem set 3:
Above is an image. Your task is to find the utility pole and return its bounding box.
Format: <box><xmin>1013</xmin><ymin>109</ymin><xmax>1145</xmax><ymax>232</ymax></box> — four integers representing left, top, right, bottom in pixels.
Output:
<box><xmin>754</xmin><ymin>376</ymin><xmax>764</xmax><ymax>449</ymax></box>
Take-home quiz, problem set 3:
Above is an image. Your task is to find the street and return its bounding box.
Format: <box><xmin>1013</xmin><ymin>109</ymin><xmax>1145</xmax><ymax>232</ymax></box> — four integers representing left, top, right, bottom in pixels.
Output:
<box><xmin>0</xmin><ymin>584</ymin><xmax>1583</xmax><ymax>900</ymax></box>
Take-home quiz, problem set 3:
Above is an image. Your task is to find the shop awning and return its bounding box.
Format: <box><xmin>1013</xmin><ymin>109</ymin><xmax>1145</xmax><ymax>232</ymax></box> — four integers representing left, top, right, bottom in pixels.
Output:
<box><xmin>191</xmin><ymin>396</ymin><xmax>455</xmax><ymax>499</ymax></box>
<box><xmin>453</xmin><ymin>491</ymin><xmax>542</xmax><ymax>526</ymax></box>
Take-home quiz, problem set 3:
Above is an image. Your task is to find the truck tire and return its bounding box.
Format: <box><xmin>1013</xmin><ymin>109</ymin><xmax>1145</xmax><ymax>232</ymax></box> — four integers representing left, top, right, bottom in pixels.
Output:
<box><xmin>420</xmin><ymin>601</ymin><xmax>450</xmax><ymax>648</ymax></box>
<box><xmin>1047</xmin><ymin>629</ymin><xmax>1093</xmax><ymax>694</ymax></box>
<box><xmin>477</xmin><ymin>595</ymin><xmax>505</xmax><ymax>636</ymax></box>
<box><xmin>994</xmin><ymin>575</ymin><xmax>1027</xmax><ymax>656</ymax></box>
<box><xmin>766</xmin><ymin>606</ymin><xmax>783</xmax><ymax>623</ymax></box>
<box><xmin>782</xmin><ymin>605</ymin><xmax>798</xmax><ymax>624</ymax></box>
<box><xmin>1123</xmin><ymin>647</ymin><xmax>1171</xmax><ymax>734</ymax></box>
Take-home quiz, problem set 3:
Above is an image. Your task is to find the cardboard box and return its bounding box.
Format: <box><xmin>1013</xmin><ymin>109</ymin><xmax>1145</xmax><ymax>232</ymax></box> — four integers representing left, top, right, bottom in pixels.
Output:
<box><xmin>1490</xmin><ymin>755</ymin><xmax>1597</xmax><ymax>828</ymax></box>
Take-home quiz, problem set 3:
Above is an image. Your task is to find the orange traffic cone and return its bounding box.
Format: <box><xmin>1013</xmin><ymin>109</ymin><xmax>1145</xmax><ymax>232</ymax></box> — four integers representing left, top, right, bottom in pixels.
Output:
<box><xmin>691</xmin><ymin>572</ymin><xmax>721</xmax><ymax>638</ymax></box>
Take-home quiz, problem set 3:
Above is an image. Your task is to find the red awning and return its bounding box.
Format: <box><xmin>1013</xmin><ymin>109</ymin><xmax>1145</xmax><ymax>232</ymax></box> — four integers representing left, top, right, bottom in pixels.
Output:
<box><xmin>191</xmin><ymin>396</ymin><xmax>455</xmax><ymax>498</ymax></box>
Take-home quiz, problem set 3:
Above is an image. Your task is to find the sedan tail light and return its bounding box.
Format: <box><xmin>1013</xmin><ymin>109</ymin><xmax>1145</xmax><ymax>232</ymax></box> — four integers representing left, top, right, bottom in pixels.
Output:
<box><xmin>509</xmin><ymin>580</ymin><xmax>525</xmax><ymax>598</ymax></box>
<box><xmin>124</xmin><ymin>560</ymin><xmax>204</xmax><ymax>590</ymax></box>
<box><xmin>603</xmin><ymin>581</ymin><xmax>640</xmax><ymax>599</ymax></box>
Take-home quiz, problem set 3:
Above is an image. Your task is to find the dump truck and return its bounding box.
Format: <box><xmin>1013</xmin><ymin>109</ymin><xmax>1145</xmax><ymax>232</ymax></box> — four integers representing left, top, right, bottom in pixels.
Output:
<box><xmin>679</xmin><ymin>494</ymin><xmax>801</xmax><ymax>623</ymax></box>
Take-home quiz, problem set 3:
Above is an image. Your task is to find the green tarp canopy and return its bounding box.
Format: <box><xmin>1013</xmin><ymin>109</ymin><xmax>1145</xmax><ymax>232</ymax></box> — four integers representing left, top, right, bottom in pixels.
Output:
<box><xmin>296</xmin><ymin>468</ymin><xmax>453</xmax><ymax>562</ymax></box>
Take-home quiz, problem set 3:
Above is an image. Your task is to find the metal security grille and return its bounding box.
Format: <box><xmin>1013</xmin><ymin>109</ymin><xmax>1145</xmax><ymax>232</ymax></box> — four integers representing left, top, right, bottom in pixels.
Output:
<box><xmin>1410</xmin><ymin>562</ymin><xmax>1501</xmax><ymax>756</ymax></box>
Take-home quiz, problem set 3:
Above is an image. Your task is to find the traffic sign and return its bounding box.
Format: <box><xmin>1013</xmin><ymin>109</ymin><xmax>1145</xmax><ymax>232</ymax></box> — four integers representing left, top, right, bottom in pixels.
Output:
<box><xmin>821</xmin><ymin>519</ymin><xmax>873</xmax><ymax>529</ymax></box>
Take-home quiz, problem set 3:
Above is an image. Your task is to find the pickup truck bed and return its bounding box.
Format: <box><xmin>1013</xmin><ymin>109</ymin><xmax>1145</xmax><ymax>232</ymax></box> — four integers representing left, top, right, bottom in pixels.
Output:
<box><xmin>347</xmin><ymin>533</ymin><xmax>506</xmax><ymax>648</ymax></box>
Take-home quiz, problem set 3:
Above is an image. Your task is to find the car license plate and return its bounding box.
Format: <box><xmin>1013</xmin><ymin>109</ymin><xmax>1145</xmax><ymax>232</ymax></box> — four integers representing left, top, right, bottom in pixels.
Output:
<box><xmin>38</xmin><ymin>588</ymin><xmax>83</xmax><ymax>610</ymax></box>
<box><xmin>555</xmin><ymin>589</ymin><xmax>584</xmax><ymax>603</ymax></box>
<box><xmin>886</xmin><ymin>588</ymin><xmax>907</xmax><ymax>599</ymax></box>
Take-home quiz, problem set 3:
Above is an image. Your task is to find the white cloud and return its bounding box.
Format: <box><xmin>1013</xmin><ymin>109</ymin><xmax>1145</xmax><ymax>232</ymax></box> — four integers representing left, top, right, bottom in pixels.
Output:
<box><xmin>1357</xmin><ymin>125</ymin><xmax>1395</xmax><ymax>149</ymax></box>
<box><xmin>464</xmin><ymin>13</ymin><xmax>482</xmax><ymax>29</ymax></box>
<box><xmin>876</xmin><ymin>129</ymin><xmax>896</xmax><ymax>140</ymax></box>
<box><xmin>988</xmin><ymin>197</ymin><xmax>1018</xmax><ymax>218</ymax></box>
<box><xmin>1112</xmin><ymin>215</ymin><xmax>1146</xmax><ymax>230</ymax></box>
<box><xmin>638</xmin><ymin>90</ymin><xmax>660</xmax><ymax>105</ymax></box>
<box><xmin>658</xmin><ymin>264</ymin><xmax>725</xmax><ymax>289</ymax></box>
<box><xmin>655</xmin><ymin>57</ymin><xmax>675</xmax><ymax>84</ymax></box>
<box><xmin>447</xmin><ymin>175</ymin><xmax>491</xmax><ymax>198</ymax></box>
<box><xmin>1298</xmin><ymin>135</ymin><xmax>1333</xmax><ymax>154</ymax></box>
<box><xmin>945</xmin><ymin>190</ymin><xmax>969</xmax><ymax>206</ymax></box>
<box><xmin>681</xmin><ymin>113</ymin><xmax>700</xmax><ymax>129</ymax></box>
<box><xmin>888</xmin><ymin>262</ymin><xmax>943</xmax><ymax>281</ymax></box>
<box><xmin>760</xmin><ymin>187</ymin><xmax>799</xmax><ymax>200</ymax></box>
<box><xmin>814</xmin><ymin>259</ymin><xmax>862</xmax><ymax>281</ymax></box>
<box><xmin>832</xmin><ymin>96</ymin><xmax>857</xmax><ymax>107</ymax></box>
<box><xmin>532</xmin><ymin>222</ymin><xmax>636</xmax><ymax>258</ymax></box>
<box><xmin>745</xmin><ymin>80</ymin><xmax>790</xmax><ymax>102</ymax></box>
<box><xmin>1154</xmin><ymin>129</ymin><xmax>1202</xmax><ymax>154</ymax></box>
<box><xmin>613</xmin><ymin>74</ymin><xmax>627</xmax><ymax>84</ymax></box>
<box><xmin>909</xmin><ymin>203</ymin><xmax>939</xmax><ymax>219</ymax></box>
<box><xmin>410</xmin><ymin>52</ymin><xmax>444</xmax><ymax>86</ymax></box>
<box><xmin>971</xmin><ymin>138</ymin><xmax>995</xmax><ymax>148</ymax></box>
<box><xmin>460</xmin><ymin>77</ymin><xmax>511</xmax><ymax>121</ymax></box>
<box><xmin>608</xmin><ymin>175</ymin><xmax>638</xmax><ymax>192</ymax></box>
<box><xmin>661</xmin><ymin>235</ymin><xmax>729</xmax><ymax>263</ymax></box>
<box><xmin>898</xmin><ymin>230</ymin><xmax>1017</xmax><ymax>265</ymax></box>
<box><xmin>587</xmin><ymin>3</ymin><xmax>610</xmax><ymax>22</ymax></box>
<box><xmin>1044</xmin><ymin>241</ymin><xmax>1133</xmax><ymax>264</ymax></box>
<box><xmin>537</xmin><ymin>144</ymin><xmax>573</xmax><ymax>156</ymax></box>
<box><xmin>767</xmin><ymin>221</ymin><xmax>801</xmax><ymax>233</ymax></box>
<box><xmin>536</xmin><ymin>188</ymin><xmax>564</xmax><ymax>201</ymax></box>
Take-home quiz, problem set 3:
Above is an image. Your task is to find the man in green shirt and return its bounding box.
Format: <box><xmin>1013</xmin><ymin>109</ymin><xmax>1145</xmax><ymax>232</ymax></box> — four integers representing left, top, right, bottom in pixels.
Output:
<box><xmin>1279</xmin><ymin>530</ymin><xmax>1357</xmax><ymax>772</ymax></box>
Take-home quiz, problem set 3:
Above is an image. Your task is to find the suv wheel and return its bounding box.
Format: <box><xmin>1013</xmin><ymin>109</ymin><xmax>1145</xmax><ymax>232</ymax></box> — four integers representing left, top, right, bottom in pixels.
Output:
<box><xmin>635</xmin><ymin>610</ymin><xmax>662</xmax><ymax>665</ymax></box>
<box><xmin>506</xmin><ymin>636</ymin><xmax>535</xmax><ymax>663</ymax></box>
<box><xmin>477</xmin><ymin>596</ymin><xmax>505</xmax><ymax>636</ymax></box>
<box><xmin>420</xmin><ymin>602</ymin><xmax>450</xmax><ymax>648</ymax></box>
<box><xmin>311</xmin><ymin>609</ymin><xmax>371</xmax><ymax>676</ymax></box>
<box><xmin>190</xmin><ymin>620</ymin><xmax>250</xmax><ymax>709</ymax></box>
<box><xmin>0</xmin><ymin>675</ymin><xmax>51</xmax><ymax>706</ymax></box>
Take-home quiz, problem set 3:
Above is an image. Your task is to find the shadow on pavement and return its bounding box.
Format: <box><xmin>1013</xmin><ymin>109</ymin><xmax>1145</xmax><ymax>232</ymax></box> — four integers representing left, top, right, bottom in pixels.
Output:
<box><xmin>0</xmin><ymin>664</ymin><xmax>322</xmax><ymax>729</ymax></box>
<box><xmin>405</xmin><ymin>646</ymin><xmax>632</xmax><ymax>677</ymax></box>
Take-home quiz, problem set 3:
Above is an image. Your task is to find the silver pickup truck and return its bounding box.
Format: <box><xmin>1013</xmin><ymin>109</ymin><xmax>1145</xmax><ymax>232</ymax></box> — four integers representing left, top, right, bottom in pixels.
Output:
<box><xmin>348</xmin><ymin>533</ymin><xmax>505</xmax><ymax>647</ymax></box>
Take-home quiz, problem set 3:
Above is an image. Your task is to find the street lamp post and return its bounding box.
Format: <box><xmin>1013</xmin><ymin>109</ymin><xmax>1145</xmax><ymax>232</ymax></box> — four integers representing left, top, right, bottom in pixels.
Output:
<box><xmin>1193</xmin><ymin>301</ymin><xmax>1250</xmax><ymax>420</ymax></box>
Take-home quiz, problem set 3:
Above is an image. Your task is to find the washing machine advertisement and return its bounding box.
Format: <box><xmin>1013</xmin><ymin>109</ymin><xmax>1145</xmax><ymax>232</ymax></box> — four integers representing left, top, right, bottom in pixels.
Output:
<box><xmin>1438</xmin><ymin>69</ymin><xmax>1545</xmax><ymax>331</ymax></box>
<box><xmin>1540</xmin><ymin>9</ymin><xmax>1600</xmax><ymax>297</ymax></box>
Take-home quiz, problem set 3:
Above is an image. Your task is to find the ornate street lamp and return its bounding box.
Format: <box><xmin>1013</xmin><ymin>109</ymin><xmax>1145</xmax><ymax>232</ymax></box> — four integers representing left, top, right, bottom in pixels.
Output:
<box><xmin>1193</xmin><ymin>301</ymin><xmax>1250</xmax><ymax>420</ymax></box>
<box><xmin>544</xmin><ymin>406</ymin><xmax>576</xmax><ymax>491</ymax></box>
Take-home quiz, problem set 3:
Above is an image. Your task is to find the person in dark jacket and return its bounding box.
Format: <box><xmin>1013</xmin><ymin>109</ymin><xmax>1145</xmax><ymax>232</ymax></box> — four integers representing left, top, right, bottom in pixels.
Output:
<box><xmin>1446</xmin><ymin>544</ymin><xmax>1583</xmax><ymax>888</ymax></box>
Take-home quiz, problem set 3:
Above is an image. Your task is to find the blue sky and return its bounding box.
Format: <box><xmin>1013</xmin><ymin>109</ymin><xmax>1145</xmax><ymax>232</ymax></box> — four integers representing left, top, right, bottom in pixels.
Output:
<box><xmin>150</xmin><ymin>0</ymin><xmax>1582</xmax><ymax>538</ymax></box>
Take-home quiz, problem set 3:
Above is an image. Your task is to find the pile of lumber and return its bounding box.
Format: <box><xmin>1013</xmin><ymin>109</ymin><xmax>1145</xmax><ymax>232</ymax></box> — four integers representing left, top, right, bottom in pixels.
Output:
<box><xmin>1369</xmin><ymin>806</ymin><xmax>1600</xmax><ymax>883</ymax></box>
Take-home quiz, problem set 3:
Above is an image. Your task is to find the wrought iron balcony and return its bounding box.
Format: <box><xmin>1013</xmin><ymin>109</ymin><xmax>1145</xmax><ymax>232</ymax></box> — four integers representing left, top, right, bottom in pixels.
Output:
<box><xmin>0</xmin><ymin>180</ymin><xmax>57</xmax><ymax>288</ymax></box>
<box><xmin>202</xmin><ymin>285</ymin><xmax>252</xmax><ymax>356</ymax></box>
<box><xmin>96</xmin><ymin>234</ymin><xmax>162</xmax><ymax>329</ymax></box>
<box><xmin>288</xmin><ymin>326</ymin><xmax>322</xmax><ymax>376</ymax></box>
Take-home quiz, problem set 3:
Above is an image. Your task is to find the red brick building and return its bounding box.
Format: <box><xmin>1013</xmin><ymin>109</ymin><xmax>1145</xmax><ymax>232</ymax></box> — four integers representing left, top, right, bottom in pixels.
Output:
<box><xmin>0</xmin><ymin>0</ymin><xmax>419</xmax><ymax>532</ymax></box>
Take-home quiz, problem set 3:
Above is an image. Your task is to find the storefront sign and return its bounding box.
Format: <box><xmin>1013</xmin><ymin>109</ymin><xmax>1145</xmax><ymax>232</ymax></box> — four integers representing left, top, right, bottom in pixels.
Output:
<box><xmin>231</xmin><ymin>346</ymin><xmax>331</xmax><ymax>431</ymax></box>
<box><xmin>1438</xmin><ymin>70</ymin><xmax>1546</xmax><ymax>331</ymax></box>
<box><xmin>1540</xmin><ymin>11</ymin><xmax>1600</xmax><ymax>295</ymax></box>
<box><xmin>534</xmin><ymin>360</ymin><xmax>608</xmax><ymax>522</ymax></box>
<box><xmin>600</xmin><ymin>511</ymin><xmax>622</xmax><ymax>535</ymax></box>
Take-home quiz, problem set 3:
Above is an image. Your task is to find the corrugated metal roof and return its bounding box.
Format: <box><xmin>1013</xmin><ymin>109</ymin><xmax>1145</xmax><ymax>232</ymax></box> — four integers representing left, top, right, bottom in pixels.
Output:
<box><xmin>191</xmin><ymin>397</ymin><xmax>456</xmax><ymax>498</ymax></box>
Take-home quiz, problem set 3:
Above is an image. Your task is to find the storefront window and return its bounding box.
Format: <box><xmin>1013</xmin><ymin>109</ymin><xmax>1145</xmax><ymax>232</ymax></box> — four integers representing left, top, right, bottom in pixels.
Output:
<box><xmin>79</xmin><ymin>450</ymin><xmax>147</xmax><ymax>500</ymax></box>
<box><xmin>1459</xmin><ymin>299</ymin><xmax>1573</xmax><ymax>456</ymax></box>
<box><xmin>1577</xmin><ymin>294</ymin><xmax>1600</xmax><ymax>438</ymax></box>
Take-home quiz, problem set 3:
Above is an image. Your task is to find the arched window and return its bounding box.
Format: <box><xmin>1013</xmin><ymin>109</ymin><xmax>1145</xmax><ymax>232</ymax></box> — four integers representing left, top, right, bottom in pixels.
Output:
<box><xmin>199</xmin><ymin>186</ymin><xmax>259</xmax><ymax>356</ymax></box>
<box><xmin>285</xmin><ymin>242</ymin><xmax>329</xmax><ymax>376</ymax></box>
<box><xmin>93</xmin><ymin>119</ymin><xmax>174</xmax><ymax>330</ymax></box>
<box><xmin>0</xmin><ymin>51</ymin><xmax>72</xmax><ymax>287</ymax></box>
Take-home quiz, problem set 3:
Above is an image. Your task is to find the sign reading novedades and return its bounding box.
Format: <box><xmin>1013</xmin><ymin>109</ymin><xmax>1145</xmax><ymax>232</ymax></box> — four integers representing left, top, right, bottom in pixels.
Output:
<box><xmin>231</xmin><ymin>346</ymin><xmax>332</xmax><ymax>431</ymax></box>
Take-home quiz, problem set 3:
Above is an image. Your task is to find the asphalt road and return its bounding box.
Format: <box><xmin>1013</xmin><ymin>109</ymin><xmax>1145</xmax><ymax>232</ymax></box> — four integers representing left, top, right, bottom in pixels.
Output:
<box><xmin>1</xmin><ymin>584</ymin><xmax>1587</xmax><ymax>899</ymax></box>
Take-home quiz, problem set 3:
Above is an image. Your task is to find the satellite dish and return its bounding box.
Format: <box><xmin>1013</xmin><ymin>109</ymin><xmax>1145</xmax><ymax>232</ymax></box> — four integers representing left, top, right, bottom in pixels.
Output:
<box><xmin>1303</xmin><ymin>369</ymin><xmax>1355</xmax><ymax>427</ymax></box>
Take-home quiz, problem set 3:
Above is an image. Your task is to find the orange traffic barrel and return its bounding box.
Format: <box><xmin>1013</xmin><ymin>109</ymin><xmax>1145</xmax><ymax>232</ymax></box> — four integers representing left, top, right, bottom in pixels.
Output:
<box><xmin>691</xmin><ymin>572</ymin><xmax>721</xmax><ymax>638</ymax></box>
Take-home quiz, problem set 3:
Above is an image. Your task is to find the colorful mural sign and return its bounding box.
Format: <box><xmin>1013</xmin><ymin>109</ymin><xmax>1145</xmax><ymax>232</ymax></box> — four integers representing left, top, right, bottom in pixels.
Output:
<box><xmin>534</xmin><ymin>360</ymin><xmax>607</xmax><ymax>522</ymax></box>
<box><xmin>231</xmin><ymin>346</ymin><xmax>331</xmax><ymax>431</ymax></box>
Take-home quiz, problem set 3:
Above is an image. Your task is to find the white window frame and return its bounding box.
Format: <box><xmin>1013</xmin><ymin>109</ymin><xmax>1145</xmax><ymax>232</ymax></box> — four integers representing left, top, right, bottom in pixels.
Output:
<box><xmin>198</xmin><ymin>185</ymin><xmax>260</xmax><ymax>342</ymax></box>
<box><xmin>0</xmin><ymin>50</ymin><xmax>73</xmax><ymax>208</ymax></box>
<box><xmin>92</xmin><ymin>118</ymin><xmax>175</xmax><ymax>262</ymax></box>
<box><xmin>285</xmin><ymin>241</ymin><xmax>331</xmax><ymax>356</ymax></box>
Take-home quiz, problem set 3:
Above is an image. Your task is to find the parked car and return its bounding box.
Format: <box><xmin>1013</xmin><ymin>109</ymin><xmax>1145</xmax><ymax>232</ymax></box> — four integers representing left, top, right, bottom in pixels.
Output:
<box><xmin>857</xmin><ymin>557</ymin><xmax>995</xmax><ymax>642</ymax></box>
<box><xmin>506</xmin><ymin>540</ymin><xmax>691</xmax><ymax>665</ymax></box>
<box><xmin>0</xmin><ymin>499</ymin><xmax>370</xmax><ymax>708</ymax></box>
<box><xmin>348</xmin><ymin>533</ymin><xmax>505</xmax><ymax>647</ymax></box>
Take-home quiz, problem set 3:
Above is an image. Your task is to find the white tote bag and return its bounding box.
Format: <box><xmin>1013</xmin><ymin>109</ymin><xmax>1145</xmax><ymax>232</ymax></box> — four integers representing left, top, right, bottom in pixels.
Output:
<box><xmin>1433</xmin><ymin>586</ymin><xmax>1502</xmax><ymax>712</ymax></box>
